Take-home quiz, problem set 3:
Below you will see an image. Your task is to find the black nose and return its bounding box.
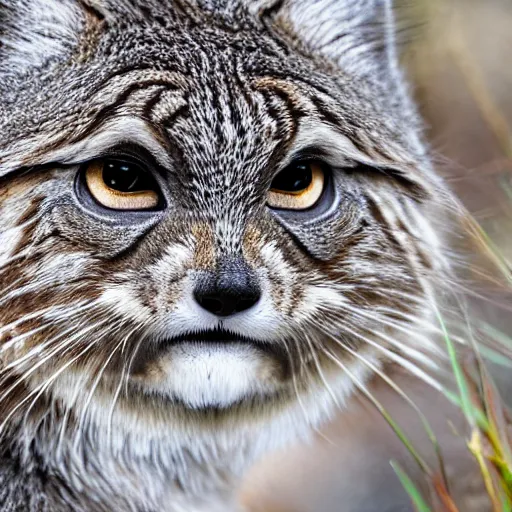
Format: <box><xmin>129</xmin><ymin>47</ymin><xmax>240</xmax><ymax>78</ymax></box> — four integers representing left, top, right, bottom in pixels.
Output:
<box><xmin>193</xmin><ymin>257</ymin><xmax>261</xmax><ymax>317</ymax></box>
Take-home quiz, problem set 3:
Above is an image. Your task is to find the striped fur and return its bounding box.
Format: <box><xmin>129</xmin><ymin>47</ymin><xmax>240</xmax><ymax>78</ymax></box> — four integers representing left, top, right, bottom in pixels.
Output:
<box><xmin>0</xmin><ymin>1</ymin><xmax>462</xmax><ymax>511</ymax></box>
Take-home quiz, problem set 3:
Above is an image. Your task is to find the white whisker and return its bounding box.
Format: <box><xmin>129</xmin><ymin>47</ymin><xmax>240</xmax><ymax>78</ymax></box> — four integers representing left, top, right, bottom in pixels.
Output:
<box><xmin>74</xmin><ymin>321</ymin><xmax>126</xmax><ymax>448</ymax></box>
<box><xmin>309</xmin><ymin>317</ymin><xmax>443</xmax><ymax>391</ymax></box>
<box><xmin>0</xmin><ymin>317</ymin><xmax>110</xmax><ymax>405</ymax></box>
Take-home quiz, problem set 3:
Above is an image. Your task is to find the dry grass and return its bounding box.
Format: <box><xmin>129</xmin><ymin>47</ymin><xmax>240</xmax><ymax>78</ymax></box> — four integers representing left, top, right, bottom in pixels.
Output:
<box><xmin>391</xmin><ymin>1</ymin><xmax>512</xmax><ymax>510</ymax></box>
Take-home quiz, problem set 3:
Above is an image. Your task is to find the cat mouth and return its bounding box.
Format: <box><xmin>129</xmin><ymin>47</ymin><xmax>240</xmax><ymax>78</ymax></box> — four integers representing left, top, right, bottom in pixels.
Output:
<box><xmin>158</xmin><ymin>328</ymin><xmax>288</xmax><ymax>361</ymax></box>
<box><xmin>130</xmin><ymin>329</ymin><xmax>292</xmax><ymax>406</ymax></box>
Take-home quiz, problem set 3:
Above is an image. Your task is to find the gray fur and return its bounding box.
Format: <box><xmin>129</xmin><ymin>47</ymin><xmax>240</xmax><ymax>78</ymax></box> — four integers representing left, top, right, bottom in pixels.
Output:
<box><xmin>0</xmin><ymin>1</ymin><xmax>464</xmax><ymax>511</ymax></box>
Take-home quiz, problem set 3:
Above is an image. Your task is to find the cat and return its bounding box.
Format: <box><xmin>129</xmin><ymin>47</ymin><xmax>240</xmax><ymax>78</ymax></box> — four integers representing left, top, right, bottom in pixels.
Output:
<box><xmin>0</xmin><ymin>0</ymin><xmax>476</xmax><ymax>510</ymax></box>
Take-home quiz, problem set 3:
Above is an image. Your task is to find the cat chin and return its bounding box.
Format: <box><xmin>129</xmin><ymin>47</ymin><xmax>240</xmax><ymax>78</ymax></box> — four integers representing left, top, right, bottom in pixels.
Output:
<box><xmin>136</xmin><ymin>342</ymin><xmax>285</xmax><ymax>409</ymax></box>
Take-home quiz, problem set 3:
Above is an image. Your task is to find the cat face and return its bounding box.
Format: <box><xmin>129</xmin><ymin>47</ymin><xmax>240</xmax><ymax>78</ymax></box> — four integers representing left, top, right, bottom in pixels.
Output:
<box><xmin>0</xmin><ymin>1</ymin><xmax>445</xmax><ymax>434</ymax></box>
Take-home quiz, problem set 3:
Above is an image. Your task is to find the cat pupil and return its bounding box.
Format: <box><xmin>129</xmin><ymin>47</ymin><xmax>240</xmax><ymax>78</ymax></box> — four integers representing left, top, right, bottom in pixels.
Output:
<box><xmin>103</xmin><ymin>160</ymin><xmax>141</xmax><ymax>192</ymax></box>
<box><xmin>272</xmin><ymin>163</ymin><xmax>312</xmax><ymax>192</ymax></box>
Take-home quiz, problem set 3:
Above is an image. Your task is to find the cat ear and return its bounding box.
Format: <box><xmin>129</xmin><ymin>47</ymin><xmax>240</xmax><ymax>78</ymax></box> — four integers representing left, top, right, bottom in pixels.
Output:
<box><xmin>0</xmin><ymin>0</ymin><xmax>85</xmax><ymax>74</ymax></box>
<box><xmin>277</xmin><ymin>0</ymin><xmax>401</xmax><ymax>91</ymax></box>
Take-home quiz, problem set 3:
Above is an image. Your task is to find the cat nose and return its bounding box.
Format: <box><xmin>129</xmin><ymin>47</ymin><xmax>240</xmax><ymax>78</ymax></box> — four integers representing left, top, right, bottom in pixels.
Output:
<box><xmin>193</xmin><ymin>257</ymin><xmax>261</xmax><ymax>317</ymax></box>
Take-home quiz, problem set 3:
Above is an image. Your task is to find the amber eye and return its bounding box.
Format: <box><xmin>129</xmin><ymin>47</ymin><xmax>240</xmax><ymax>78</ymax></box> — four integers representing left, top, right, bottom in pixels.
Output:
<box><xmin>84</xmin><ymin>159</ymin><xmax>160</xmax><ymax>210</ymax></box>
<box><xmin>267</xmin><ymin>161</ymin><xmax>325</xmax><ymax>210</ymax></box>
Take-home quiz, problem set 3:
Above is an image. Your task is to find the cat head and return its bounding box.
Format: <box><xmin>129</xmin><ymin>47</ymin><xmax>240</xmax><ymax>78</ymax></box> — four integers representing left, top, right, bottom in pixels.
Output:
<box><xmin>0</xmin><ymin>0</ymin><xmax>447</xmax><ymax>443</ymax></box>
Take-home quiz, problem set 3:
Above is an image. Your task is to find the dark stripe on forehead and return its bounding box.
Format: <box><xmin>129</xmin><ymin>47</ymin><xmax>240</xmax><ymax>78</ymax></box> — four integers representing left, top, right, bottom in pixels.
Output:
<box><xmin>83</xmin><ymin>71</ymin><xmax>186</xmax><ymax>135</ymax></box>
<box><xmin>8</xmin><ymin>70</ymin><xmax>188</xmax><ymax>172</ymax></box>
<box><xmin>146</xmin><ymin>88</ymin><xmax>189</xmax><ymax>131</ymax></box>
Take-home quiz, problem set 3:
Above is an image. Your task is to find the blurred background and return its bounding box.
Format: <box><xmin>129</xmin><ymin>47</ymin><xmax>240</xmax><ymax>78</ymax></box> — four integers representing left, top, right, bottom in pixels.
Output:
<box><xmin>241</xmin><ymin>0</ymin><xmax>512</xmax><ymax>510</ymax></box>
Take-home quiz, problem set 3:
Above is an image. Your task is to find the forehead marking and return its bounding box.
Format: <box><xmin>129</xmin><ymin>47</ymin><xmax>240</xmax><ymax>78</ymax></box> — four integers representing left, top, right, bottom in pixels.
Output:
<box><xmin>192</xmin><ymin>223</ymin><xmax>216</xmax><ymax>270</ymax></box>
<box><xmin>242</xmin><ymin>224</ymin><xmax>265</xmax><ymax>268</ymax></box>
<box><xmin>25</xmin><ymin>116</ymin><xmax>173</xmax><ymax>171</ymax></box>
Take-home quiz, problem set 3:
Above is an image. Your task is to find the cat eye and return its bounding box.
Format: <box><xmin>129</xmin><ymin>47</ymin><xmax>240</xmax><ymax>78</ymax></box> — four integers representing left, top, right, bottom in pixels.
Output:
<box><xmin>84</xmin><ymin>158</ymin><xmax>161</xmax><ymax>210</ymax></box>
<box><xmin>267</xmin><ymin>161</ymin><xmax>325</xmax><ymax>210</ymax></box>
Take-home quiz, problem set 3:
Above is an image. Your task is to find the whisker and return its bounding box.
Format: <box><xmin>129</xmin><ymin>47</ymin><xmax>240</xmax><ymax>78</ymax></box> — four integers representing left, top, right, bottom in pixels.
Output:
<box><xmin>0</xmin><ymin>300</ymin><xmax>96</xmax><ymax>339</ymax></box>
<box><xmin>56</xmin><ymin>371</ymin><xmax>89</xmax><ymax>460</ymax></box>
<box><xmin>123</xmin><ymin>332</ymin><xmax>146</xmax><ymax>396</ymax></box>
<box><xmin>20</xmin><ymin>318</ymin><xmax>127</xmax><ymax>441</ymax></box>
<box><xmin>1</xmin><ymin>335</ymin><xmax>104</xmax><ymax>434</ymax></box>
<box><xmin>1</xmin><ymin>312</ymin><xmax>100</xmax><ymax>371</ymax></box>
<box><xmin>0</xmin><ymin>274</ymin><xmax>95</xmax><ymax>308</ymax></box>
<box><xmin>313</xmin><ymin>304</ymin><xmax>444</xmax><ymax>368</ymax></box>
<box><xmin>74</xmin><ymin>322</ymin><xmax>126</xmax><ymax>450</ymax></box>
<box><xmin>282</xmin><ymin>340</ymin><xmax>316</xmax><ymax>432</ymax></box>
<box><xmin>333</xmin><ymin>302</ymin><xmax>446</xmax><ymax>347</ymax></box>
<box><xmin>0</xmin><ymin>303</ymin><xmax>107</xmax><ymax>377</ymax></box>
<box><xmin>320</xmin><ymin>346</ymin><xmax>433</xmax><ymax>475</ymax></box>
<box><xmin>322</xmin><ymin>330</ymin><xmax>444</xmax><ymax>425</ymax></box>
<box><xmin>107</xmin><ymin>325</ymin><xmax>141</xmax><ymax>443</ymax></box>
<box><xmin>303</xmin><ymin>330</ymin><xmax>341</xmax><ymax>408</ymax></box>
<box><xmin>308</xmin><ymin>317</ymin><xmax>443</xmax><ymax>391</ymax></box>
<box><xmin>0</xmin><ymin>317</ymin><xmax>110</xmax><ymax>405</ymax></box>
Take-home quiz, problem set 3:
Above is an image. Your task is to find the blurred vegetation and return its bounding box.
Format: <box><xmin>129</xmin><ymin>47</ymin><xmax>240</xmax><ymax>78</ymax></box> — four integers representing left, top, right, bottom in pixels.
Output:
<box><xmin>401</xmin><ymin>0</ymin><xmax>512</xmax><ymax>257</ymax></box>
<box><xmin>394</xmin><ymin>0</ymin><xmax>512</xmax><ymax>510</ymax></box>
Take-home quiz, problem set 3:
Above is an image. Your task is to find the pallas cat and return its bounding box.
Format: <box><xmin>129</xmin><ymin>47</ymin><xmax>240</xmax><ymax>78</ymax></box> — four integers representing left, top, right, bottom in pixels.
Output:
<box><xmin>0</xmin><ymin>0</ymin><xmax>488</xmax><ymax>511</ymax></box>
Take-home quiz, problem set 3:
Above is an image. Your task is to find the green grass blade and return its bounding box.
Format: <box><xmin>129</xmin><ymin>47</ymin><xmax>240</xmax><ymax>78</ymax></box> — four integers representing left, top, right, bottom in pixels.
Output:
<box><xmin>391</xmin><ymin>461</ymin><xmax>432</xmax><ymax>512</ymax></box>
<box><xmin>435</xmin><ymin>307</ymin><xmax>476</xmax><ymax>426</ymax></box>
<box><xmin>380</xmin><ymin>408</ymin><xmax>431</xmax><ymax>474</ymax></box>
<box><xmin>442</xmin><ymin>389</ymin><xmax>489</xmax><ymax>430</ymax></box>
